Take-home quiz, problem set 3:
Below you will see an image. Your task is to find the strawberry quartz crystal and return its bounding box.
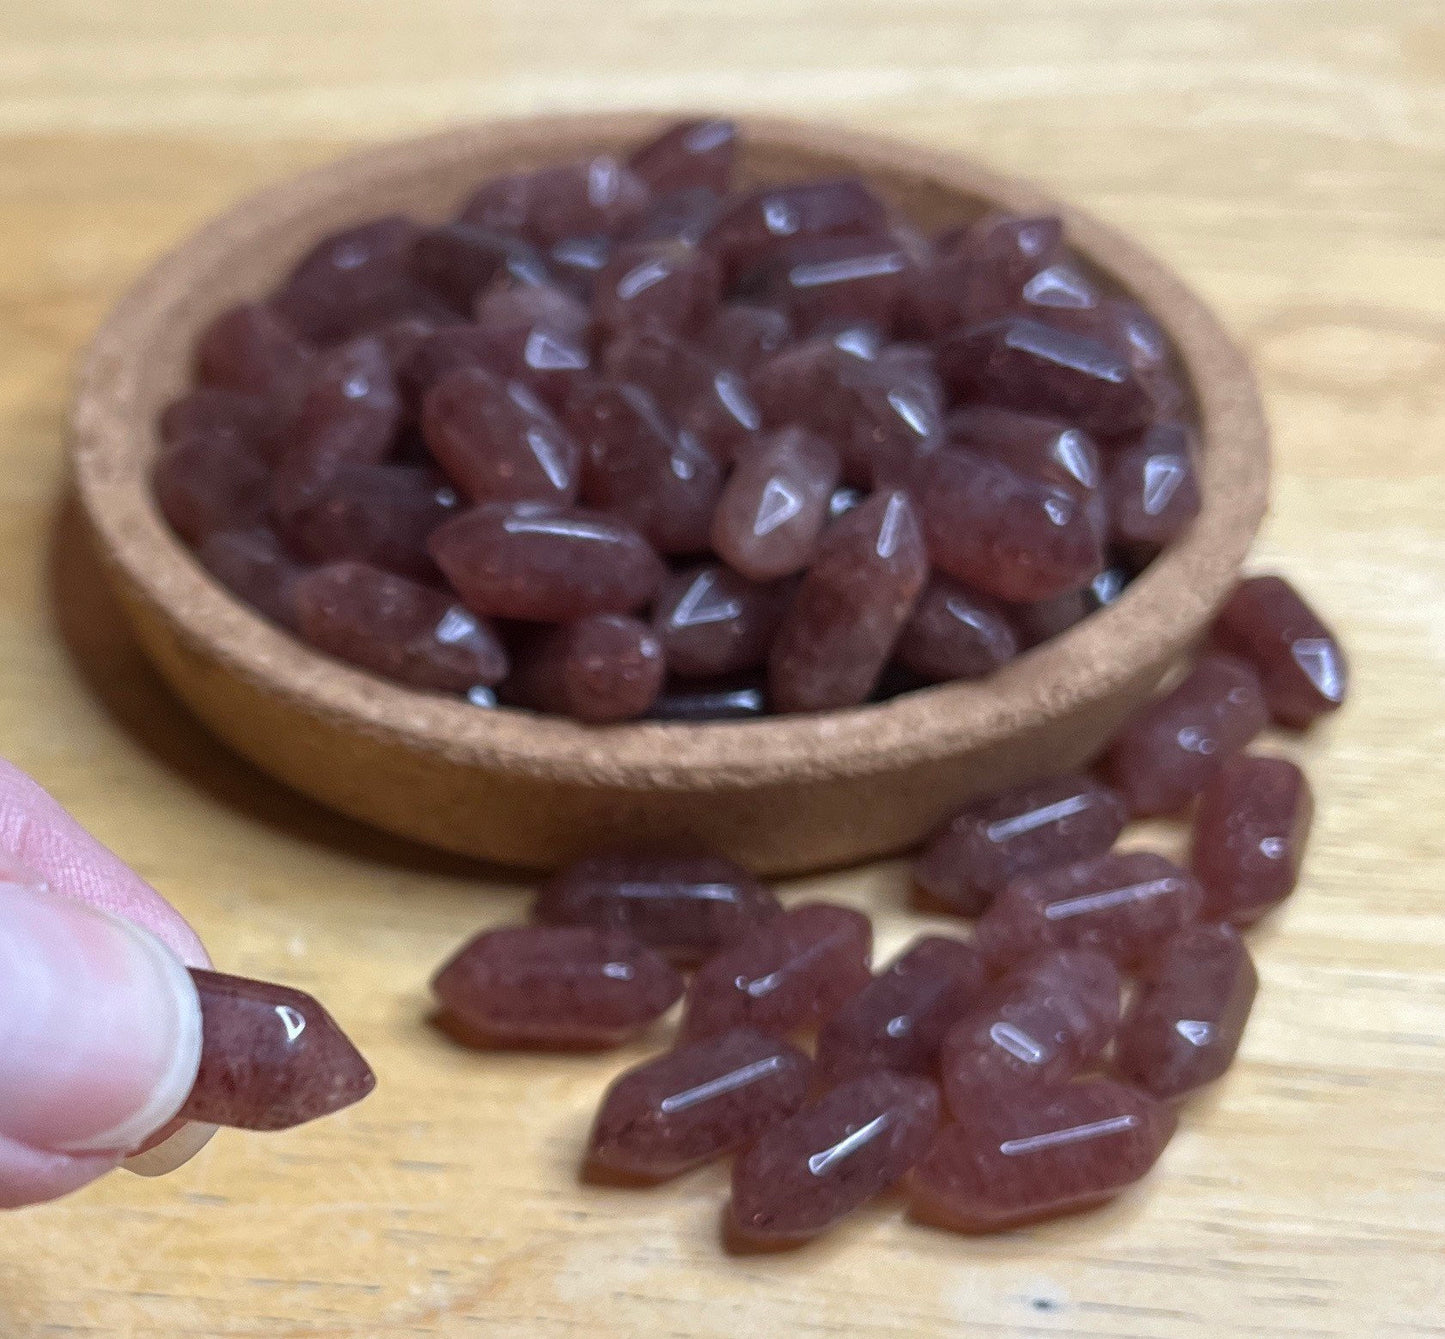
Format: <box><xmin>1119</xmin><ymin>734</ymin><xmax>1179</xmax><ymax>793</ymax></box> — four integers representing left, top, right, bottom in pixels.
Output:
<box><xmin>913</xmin><ymin>774</ymin><xmax>1129</xmax><ymax>916</ymax></box>
<box><xmin>156</xmin><ymin>119</ymin><xmax>1251</xmax><ymax>724</ymax></box>
<box><xmin>814</xmin><ymin>936</ymin><xmax>987</xmax><ymax>1087</ymax></box>
<box><xmin>1113</xmin><ymin>922</ymin><xmax>1257</xmax><ymax>1099</ymax></box>
<box><xmin>727</xmin><ymin>1070</ymin><xmax>940</xmax><ymax>1247</ymax></box>
<box><xmin>681</xmin><ymin>903</ymin><xmax>871</xmax><ymax>1041</ymax></box>
<box><xmin>535</xmin><ymin>852</ymin><xmax>781</xmax><ymax>963</ymax></box>
<box><xmin>1212</xmin><ymin>575</ymin><xmax>1348</xmax><ymax>727</ymax></box>
<box><xmin>431</xmin><ymin>925</ymin><xmax>683</xmax><ymax>1049</ymax></box>
<box><xmin>178</xmin><ymin>969</ymin><xmax>375</xmax><ymax>1131</ymax></box>
<box><xmin>586</xmin><ymin>1027</ymin><xmax>808</xmax><ymax>1182</ymax></box>
<box><xmin>1192</xmin><ymin>754</ymin><xmax>1314</xmax><ymax>924</ymax></box>
<box><xmin>910</xmin><ymin>1078</ymin><xmax>1175</xmax><ymax>1232</ymax></box>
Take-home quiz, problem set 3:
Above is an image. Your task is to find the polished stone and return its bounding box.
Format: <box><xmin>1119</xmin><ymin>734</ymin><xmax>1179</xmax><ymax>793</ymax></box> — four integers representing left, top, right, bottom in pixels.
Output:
<box><xmin>509</xmin><ymin>613</ymin><xmax>665</xmax><ymax>723</ymax></box>
<box><xmin>627</xmin><ymin>119</ymin><xmax>738</xmax><ymax>196</ymax></box>
<box><xmin>410</xmin><ymin>223</ymin><xmax>549</xmax><ymax>313</ymax></box>
<box><xmin>459</xmin><ymin>157</ymin><xmax>652</xmax><ymax>247</ymax></box>
<box><xmin>705</xmin><ymin>177</ymin><xmax>890</xmax><ymax>279</ymax></box>
<box><xmin>896</xmin><ymin>575</ymin><xmax>1019</xmax><ymax>684</ymax></box>
<box><xmin>194</xmin><ymin>302</ymin><xmax>311</xmax><ymax>408</ymax></box>
<box><xmin>196</xmin><ymin>526</ymin><xmax>305</xmax><ymax>630</ymax></box>
<box><xmin>653</xmin><ymin>564</ymin><xmax>785</xmax><ymax>679</ymax></box>
<box><xmin>946</xmin><ymin>404</ymin><xmax>1101</xmax><ymax>497</ymax></box>
<box><xmin>593</xmin><ymin>239</ymin><xmax>721</xmax><ymax>339</ymax></box>
<box><xmin>154</xmin><ymin>432</ymin><xmax>270</xmax><ymax>545</ymax></box>
<box><xmin>1107</xmin><ymin>421</ymin><xmax>1201</xmax><ymax>554</ymax></box>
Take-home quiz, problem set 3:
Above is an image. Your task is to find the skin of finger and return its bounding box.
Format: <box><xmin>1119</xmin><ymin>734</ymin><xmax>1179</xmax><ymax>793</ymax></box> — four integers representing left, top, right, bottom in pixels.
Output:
<box><xmin>0</xmin><ymin>1134</ymin><xmax>119</xmax><ymax>1210</ymax></box>
<box><xmin>0</xmin><ymin>758</ymin><xmax>209</xmax><ymax>968</ymax></box>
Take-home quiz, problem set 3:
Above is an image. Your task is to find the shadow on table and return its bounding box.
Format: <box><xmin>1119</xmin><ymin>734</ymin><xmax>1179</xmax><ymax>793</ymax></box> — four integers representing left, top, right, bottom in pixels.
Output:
<box><xmin>46</xmin><ymin>488</ymin><xmax>505</xmax><ymax>882</ymax></box>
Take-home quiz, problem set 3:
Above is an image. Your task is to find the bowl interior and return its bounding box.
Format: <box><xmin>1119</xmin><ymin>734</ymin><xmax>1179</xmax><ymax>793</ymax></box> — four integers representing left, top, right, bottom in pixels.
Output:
<box><xmin>72</xmin><ymin>113</ymin><xmax>1267</xmax><ymax>793</ymax></box>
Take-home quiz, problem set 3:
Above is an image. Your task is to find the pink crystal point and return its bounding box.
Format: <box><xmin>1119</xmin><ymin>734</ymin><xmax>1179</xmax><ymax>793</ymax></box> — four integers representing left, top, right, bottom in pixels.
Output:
<box><xmin>508</xmin><ymin>613</ymin><xmax>665</xmax><ymax>723</ymax></box>
<box><xmin>910</xmin><ymin>1078</ymin><xmax>1175</xmax><ymax>1232</ymax></box>
<box><xmin>1114</xmin><ymin>922</ymin><xmax>1257</xmax><ymax>1099</ymax></box>
<box><xmin>1192</xmin><ymin>754</ymin><xmax>1314</xmax><ymax>924</ymax></box>
<box><xmin>1212</xmin><ymin>575</ymin><xmax>1348</xmax><ymax>728</ymax></box>
<box><xmin>431</xmin><ymin>925</ymin><xmax>683</xmax><ymax>1049</ymax></box>
<box><xmin>912</xmin><ymin>774</ymin><xmax>1129</xmax><ymax>917</ymax></box>
<box><xmin>974</xmin><ymin>851</ymin><xmax>1204</xmax><ymax>970</ymax></box>
<box><xmin>727</xmin><ymin>1071</ymin><xmax>940</xmax><ymax>1248</ymax></box>
<box><xmin>459</xmin><ymin>157</ymin><xmax>651</xmax><ymax>248</ymax></box>
<box><xmin>896</xmin><ymin>575</ymin><xmax>1018</xmax><ymax>683</ymax></box>
<box><xmin>177</xmin><ymin>969</ymin><xmax>375</xmax><ymax>1132</ymax></box>
<box><xmin>815</xmin><ymin>936</ymin><xmax>987</xmax><ymax>1087</ymax></box>
<box><xmin>1103</xmin><ymin>654</ymin><xmax>1269</xmax><ymax>815</ymax></box>
<box><xmin>681</xmin><ymin>903</ymin><xmax>872</xmax><ymax>1041</ymax></box>
<box><xmin>910</xmin><ymin>447</ymin><xmax>1106</xmax><ymax>603</ymax></box>
<box><xmin>703</xmin><ymin>303</ymin><xmax>794</xmax><ymax>372</ymax></box>
<box><xmin>938</xmin><ymin>949</ymin><xmax>1121</xmax><ymax>1115</ymax></box>
<box><xmin>959</xmin><ymin>213</ymin><xmax>1066</xmax><ymax>321</ymax></box>
<box><xmin>536</xmin><ymin>852</ymin><xmax>781</xmax><ymax>963</ymax></box>
<box><xmin>764</xmin><ymin>233</ymin><xmax>914</xmax><ymax>334</ymax></box>
<box><xmin>767</xmin><ymin>489</ymin><xmax>928</xmax><ymax>713</ymax></box>
<box><xmin>153</xmin><ymin>432</ymin><xmax>270</xmax><ymax>546</ymax></box>
<box><xmin>1107</xmin><ymin>421</ymin><xmax>1201</xmax><ymax>555</ymax></box>
<box><xmin>652</xmin><ymin>564</ymin><xmax>785</xmax><ymax>679</ymax></box>
<box><xmin>294</xmin><ymin>561</ymin><xmax>508</xmax><ymax>693</ymax></box>
<box><xmin>197</xmin><ymin>527</ymin><xmax>305</xmax><ymax>630</ymax></box>
<box><xmin>194</xmin><ymin>302</ymin><xmax>311</xmax><ymax>406</ymax></box>
<box><xmin>938</xmin><ymin>316</ymin><xmax>1156</xmax><ymax>438</ymax></box>
<box><xmin>570</xmin><ymin>380</ymin><xmax>723</xmax><ymax>554</ymax></box>
<box><xmin>587</xmin><ymin>1027</ymin><xmax>809</xmax><ymax>1182</ymax></box>
<box><xmin>428</xmin><ymin>502</ymin><xmax>665</xmax><ymax>622</ymax></box>
<box><xmin>593</xmin><ymin>239</ymin><xmax>721</xmax><ymax>340</ymax></box>
<box><xmin>704</xmin><ymin>177</ymin><xmax>890</xmax><ymax>279</ymax></box>
<box><xmin>946</xmin><ymin>404</ymin><xmax>1101</xmax><ymax>498</ymax></box>
<box><xmin>627</xmin><ymin>119</ymin><xmax>738</xmax><ymax>196</ymax></box>
<box><xmin>410</xmin><ymin>222</ymin><xmax>548</xmax><ymax>313</ymax></box>
<box><xmin>710</xmin><ymin>427</ymin><xmax>841</xmax><ymax>581</ymax></box>
<box><xmin>421</xmin><ymin>367</ymin><xmax>580</xmax><ymax>507</ymax></box>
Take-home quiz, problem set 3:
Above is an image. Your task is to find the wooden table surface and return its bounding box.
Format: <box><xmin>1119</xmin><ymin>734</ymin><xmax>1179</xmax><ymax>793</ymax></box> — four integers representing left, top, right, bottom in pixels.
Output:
<box><xmin>1</xmin><ymin>1</ymin><xmax>1442</xmax><ymax>1334</ymax></box>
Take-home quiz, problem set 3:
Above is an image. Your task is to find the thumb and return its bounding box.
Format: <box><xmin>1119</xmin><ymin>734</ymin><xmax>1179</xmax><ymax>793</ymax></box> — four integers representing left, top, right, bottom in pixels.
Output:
<box><xmin>0</xmin><ymin>880</ymin><xmax>203</xmax><ymax>1199</ymax></box>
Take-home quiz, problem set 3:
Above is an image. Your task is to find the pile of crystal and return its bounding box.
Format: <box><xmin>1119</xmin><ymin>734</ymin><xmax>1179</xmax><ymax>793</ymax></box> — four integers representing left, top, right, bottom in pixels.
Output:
<box><xmin>427</xmin><ymin>575</ymin><xmax>1345</xmax><ymax>1249</ymax></box>
<box><xmin>156</xmin><ymin>118</ymin><xmax>1201</xmax><ymax>723</ymax></box>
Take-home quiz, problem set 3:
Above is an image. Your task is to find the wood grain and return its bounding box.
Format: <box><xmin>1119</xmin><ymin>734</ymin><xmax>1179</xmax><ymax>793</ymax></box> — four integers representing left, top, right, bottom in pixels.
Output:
<box><xmin>0</xmin><ymin>1</ymin><xmax>1442</xmax><ymax>1335</ymax></box>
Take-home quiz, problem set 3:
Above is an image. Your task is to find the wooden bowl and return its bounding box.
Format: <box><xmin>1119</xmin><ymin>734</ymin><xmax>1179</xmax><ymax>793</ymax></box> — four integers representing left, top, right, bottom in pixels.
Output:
<box><xmin>70</xmin><ymin>113</ymin><xmax>1268</xmax><ymax>876</ymax></box>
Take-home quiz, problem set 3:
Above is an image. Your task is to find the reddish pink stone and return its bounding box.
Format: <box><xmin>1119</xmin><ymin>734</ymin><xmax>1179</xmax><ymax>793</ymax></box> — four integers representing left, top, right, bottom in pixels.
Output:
<box><xmin>910</xmin><ymin>1078</ymin><xmax>1175</xmax><ymax>1232</ymax></box>
<box><xmin>896</xmin><ymin>575</ymin><xmax>1018</xmax><ymax>684</ymax></box>
<box><xmin>270</xmin><ymin>337</ymin><xmax>402</xmax><ymax>519</ymax></box>
<box><xmin>421</xmin><ymin>366</ymin><xmax>581</xmax><ymax>506</ymax></box>
<box><xmin>410</xmin><ymin>223</ymin><xmax>550</xmax><ymax>311</ymax></box>
<box><xmin>570</xmin><ymin>381</ymin><xmax>723</xmax><ymax>554</ymax></box>
<box><xmin>432</xmin><ymin>925</ymin><xmax>683</xmax><ymax>1049</ymax></box>
<box><xmin>196</xmin><ymin>527</ymin><xmax>305</xmax><ymax>629</ymax></box>
<box><xmin>536</xmin><ymin>852</ymin><xmax>781</xmax><ymax>963</ymax></box>
<box><xmin>177</xmin><ymin>969</ymin><xmax>375</xmax><ymax>1132</ymax></box>
<box><xmin>763</xmin><ymin>234</ymin><xmax>914</xmax><ymax>333</ymax></box>
<box><xmin>1103</xmin><ymin>654</ymin><xmax>1269</xmax><ymax>815</ymax></box>
<box><xmin>815</xmin><ymin>936</ymin><xmax>988</xmax><ymax>1087</ymax></box>
<box><xmin>287</xmin><ymin>464</ymin><xmax>457</xmax><ymax>579</ymax></box>
<box><xmin>547</xmin><ymin>235</ymin><xmax>612</xmax><ymax>298</ymax></box>
<box><xmin>428</xmin><ymin>503</ymin><xmax>665</xmax><ymax>622</ymax></box>
<box><xmin>629</xmin><ymin>189</ymin><xmax>721</xmax><ymax>248</ymax></box>
<box><xmin>601</xmin><ymin>329</ymin><xmax>760</xmax><ymax>463</ymax></box>
<box><xmin>653</xmin><ymin>564</ymin><xmax>785</xmax><ymax>679</ymax></box>
<box><xmin>913</xmin><ymin>774</ymin><xmax>1129</xmax><ymax>916</ymax></box>
<box><xmin>194</xmin><ymin>302</ymin><xmax>311</xmax><ymax>406</ymax></box>
<box><xmin>1107</xmin><ymin>421</ymin><xmax>1200</xmax><ymax>554</ymax></box>
<box><xmin>1114</xmin><ymin>922</ymin><xmax>1257</xmax><ymax>1099</ymax></box>
<box><xmin>711</xmin><ymin>428</ymin><xmax>840</xmax><ymax>581</ymax></box>
<box><xmin>938</xmin><ymin>316</ymin><xmax>1157</xmax><ymax>438</ymax></box>
<box><xmin>911</xmin><ymin>447</ymin><xmax>1106</xmax><ymax>603</ymax></box>
<box><xmin>588</xmin><ymin>1027</ymin><xmax>808</xmax><ymax>1182</ymax></box>
<box><xmin>274</xmin><ymin>216</ymin><xmax>450</xmax><ymax>343</ymax></box>
<box><xmin>1192</xmin><ymin>754</ymin><xmax>1314</xmax><ymax>925</ymax></box>
<box><xmin>649</xmin><ymin>680</ymin><xmax>768</xmax><ymax>721</ymax></box>
<box><xmin>728</xmin><ymin>1071</ymin><xmax>940</xmax><ymax>1248</ymax></box>
<box><xmin>469</xmin><ymin>281</ymin><xmax>593</xmax><ymax>407</ymax></box>
<box><xmin>1013</xmin><ymin>260</ymin><xmax>1105</xmax><ymax>320</ymax></box>
<box><xmin>768</xmin><ymin>490</ymin><xmax>928</xmax><ymax>713</ymax></box>
<box><xmin>508</xmin><ymin>613</ymin><xmax>664</xmax><ymax>723</ymax></box>
<box><xmin>160</xmin><ymin>387</ymin><xmax>278</xmax><ymax>459</ymax></box>
<box><xmin>1009</xmin><ymin>589</ymin><xmax>1092</xmax><ymax>648</ymax></box>
<box><xmin>958</xmin><ymin>213</ymin><xmax>1066</xmax><ymax>319</ymax></box>
<box><xmin>294</xmin><ymin>561</ymin><xmax>507</xmax><ymax>692</ymax></box>
<box><xmin>154</xmin><ymin>433</ymin><xmax>270</xmax><ymax>545</ymax></box>
<box><xmin>702</xmin><ymin>303</ymin><xmax>794</xmax><ymax>372</ymax></box>
<box><xmin>946</xmin><ymin>405</ymin><xmax>1101</xmax><ymax>497</ymax></box>
<box><xmin>681</xmin><ymin>903</ymin><xmax>872</xmax><ymax>1041</ymax></box>
<box><xmin>1212</xmin><ymin>575</ymin><xmax>1348</xmax><ymax>728</ymax></box>
<box><xmin>593</xmin><ymin>239</ymin><xmax>721</xmax><ymax>339</ymax></box>
<box><xmin>1039</xmin><ymin>297</ymin><xmax>1186</xmax><ymax>419</ymax></box>
<box><xmin>975</xmin><ymin>851</ymin><xmax>1204</xmax><ymax>970</ymax></box>
<box><xmin>938</xmin><ymin>949</ymin><xmax>1120</xmax><ymax>1115</ymax></box>
<box><xmin>459</xmin><ymin>157</ymin><xmax>651</xmax><ymax>247</ymax></box>
<box><xmin>705</xmin><ymin>177</ymin><xmax>890</xmax><ymax>279</ymax></box>
<box><xmin>628</xmin><ymin>119</ymin><xmax>738</xmax><ymax>196</ymax></box>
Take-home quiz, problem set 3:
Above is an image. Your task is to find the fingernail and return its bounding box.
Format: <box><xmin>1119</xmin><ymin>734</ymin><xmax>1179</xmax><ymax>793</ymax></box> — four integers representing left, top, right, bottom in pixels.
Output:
<box><xmin>123</xmin><ymin>1122</ymin><xmax>219</xmax><ymax>1178</ymax></box>
<box><xmin>0</xmin><ymin>882</ymin><xmax>203</xmax><ymax>1154</ymax></box>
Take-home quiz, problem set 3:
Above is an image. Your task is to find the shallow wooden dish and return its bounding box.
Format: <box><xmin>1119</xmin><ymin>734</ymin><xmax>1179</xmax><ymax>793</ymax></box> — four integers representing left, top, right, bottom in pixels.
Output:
<box><xmin>70</xmin><ymin>112</ymin><xmax>1268</xmax><ymax>875</ymax></box>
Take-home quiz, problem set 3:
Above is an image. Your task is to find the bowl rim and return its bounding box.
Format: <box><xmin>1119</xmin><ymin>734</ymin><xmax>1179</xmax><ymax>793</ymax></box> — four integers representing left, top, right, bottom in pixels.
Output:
<box><xmin>70</xmin><ymin>111</ymin><xmax>1269</xmax><ymax>792</ymax></box>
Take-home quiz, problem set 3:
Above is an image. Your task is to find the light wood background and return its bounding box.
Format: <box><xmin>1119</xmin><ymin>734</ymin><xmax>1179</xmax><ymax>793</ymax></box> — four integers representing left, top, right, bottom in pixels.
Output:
<box><xmin>1</xmin><ymin>2</ymin><xmax>1442</xmax><ymax>1335</ymax></box>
